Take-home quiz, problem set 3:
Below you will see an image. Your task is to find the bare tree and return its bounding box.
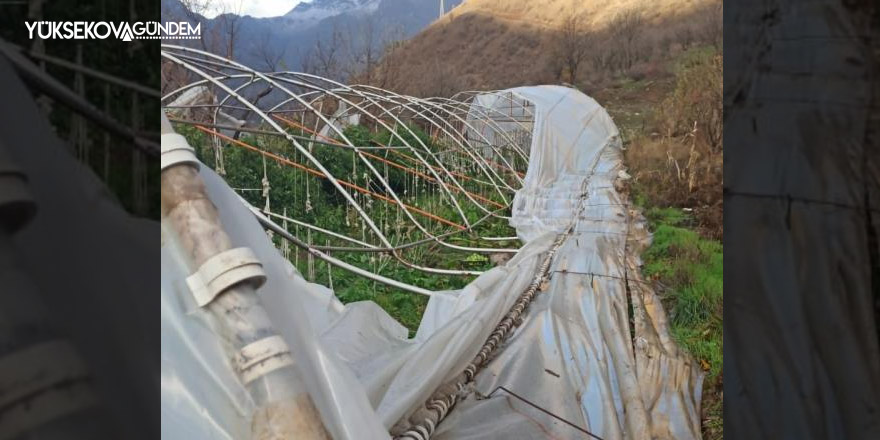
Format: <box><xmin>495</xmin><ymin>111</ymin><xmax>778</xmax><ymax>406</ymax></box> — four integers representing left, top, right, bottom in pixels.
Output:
<box><xmin>606</xmin><ymin>9</ymin><xmax>644</xmax><ymax>72</ymax></box>
<box><xmin>697</xmin><ymin>1</ymin><xmax>723</xmax><ymax>50</ymax></box>
<box><xmin>161</xmin><ymin>59</ymin><xmax>190</xmax><ymax>95</ymax></box>
<box><xmin>215</xmin><ymin>0</ymin><xmax>243</xmax><ymax>60</ymax></box>
<box><xmin>421</xmin><ymin>58</ymin><xmax>458</xmax><ymax>97</ymax></box>
<box><xmin>299</xmin><ymin>46</ymin><xmax>317</xmax><ymax>75</ymax></box>
<box><xmin>344</xmin><ymin>18</ymin><xmax>405</xmax><ymax>86</ymax></box>
<box><xmin>343</xmin><ymin>17</ymin><xmax>379</xmax><ymax>83</ymax></box>
<box><xmin>174</xmin><ymin>0</ymin><xmax>242</xmax><ymax>58</ymax></box>
<box><xmin>553</xmin><ymin>13</ymin><xmax>589</xmax><ymax>84</ymax></box>
<box><xmin>307</xmin><ymin>25</ymin><xmax>345</xmax><ymax>81</ymax></box>
<box><xmin>163</xmin><ymin>1</ymin><xmax>217</xmax><ymax>98</ymax></box>
<box><xmin>256</xmin><ymin>30</ymin><xmax>287</xmax><ymax>71</ymax></box>
<box><xmin>176</xmin><ymin>0</ymin><xmax>218</xmax><ymax>54</ymax></box>
<box><xmin>241</xmin><ymin>29</ymin><xmax>286</xmax><ymax>124</ymax></box>
<box><xmin>373</xmin><ymin>38</ymin><xmax>405</xmax><ymax>88</ymax></box>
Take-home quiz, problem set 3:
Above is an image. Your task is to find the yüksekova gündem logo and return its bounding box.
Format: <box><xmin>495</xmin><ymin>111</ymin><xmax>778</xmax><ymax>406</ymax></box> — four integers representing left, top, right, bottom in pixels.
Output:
<box><xmin>25</xmin><ymin>21</ymin><xmax>200</xmax><ymax>41</ymax></box>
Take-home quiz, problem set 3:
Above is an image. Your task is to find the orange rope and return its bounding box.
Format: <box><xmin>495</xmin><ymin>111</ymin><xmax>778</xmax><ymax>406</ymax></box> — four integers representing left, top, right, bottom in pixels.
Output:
<box><xmin>486</xmin><ymin>157</ymin><xmax>526</xmax><ymax>178</ymax></box>
<box><xmin>358</xmin><ymin>150</ymin><xmax>505</xmax><ymax>209</ymax></box>
<box><xmin>386</xmin><ymin>144</ymin><xmax>525</xmax><ymax>179</ymax></box>
<box><xmin>277</xmin><ymin>114</ymin><xmax>523</xmax><ymax>183</ymax></box>
<box><xmin>271</xmin><ymin>115</ymin><xmax>505</xmax><ymax>209</ymax></box>
<box><xmin>272</xmin><ymin>114</ymin><xmax>344</xmax><ymax>146</ymax></box>
<box><xmin>383</xmin><ymin>147</ymin><xmax>476</xmax><ymax>183</ymax></box>
<box><xmin>194</xmin><ymin>125</ymin><xmax>467</xmax><ymax>230</ymax></box>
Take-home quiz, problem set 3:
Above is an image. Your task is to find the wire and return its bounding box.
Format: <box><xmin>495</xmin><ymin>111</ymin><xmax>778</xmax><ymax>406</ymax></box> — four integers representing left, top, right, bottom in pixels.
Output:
<box><xmin>195</xmin><ymin>125</ymin><xmax>468</xmax><ymax>230</ymax></box>
<box><xmin>486</xmin><ymin>386</ymin><xmax>606</xmax><ymax>440</ymax></box>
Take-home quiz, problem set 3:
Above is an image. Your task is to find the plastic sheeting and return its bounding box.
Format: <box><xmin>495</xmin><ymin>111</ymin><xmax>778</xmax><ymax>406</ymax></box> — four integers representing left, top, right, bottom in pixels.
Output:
<box><xmin>161</xmin><ymin>86</ymin><xmax>703</xmax><ymax>439</ymax></box>
<box><xmin>725</xmin><ymin>1</ymin><xmax>880</xmax><ymax>438</ymax></box>
<box><xmin>464</xmin><ymin>91</ymin><xmax>533</xmax><ymax>160</ymax></box>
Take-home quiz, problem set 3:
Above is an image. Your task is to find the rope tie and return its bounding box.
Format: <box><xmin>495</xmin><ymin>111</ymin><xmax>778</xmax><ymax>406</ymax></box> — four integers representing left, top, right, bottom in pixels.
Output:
<box><xmin>392</xmin><ymin>233</ymin><xmax>568</xmax><ymax>439</ymax></box>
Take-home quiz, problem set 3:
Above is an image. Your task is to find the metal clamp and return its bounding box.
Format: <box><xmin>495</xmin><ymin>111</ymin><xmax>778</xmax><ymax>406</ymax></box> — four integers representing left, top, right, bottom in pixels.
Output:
<box><xmin>161</xmin><ymin>133</ymin><xmax>199</xmax><ymax>171</ymax></box>
<box><xmin>185</xmin><ymin>247</ymin><xmax>267</xmax><ymax>307</ymax></box>
<box><xmin>234</xmin><ymin>335</ymin><xmax>294</xmax><ymax>384</ymax></box>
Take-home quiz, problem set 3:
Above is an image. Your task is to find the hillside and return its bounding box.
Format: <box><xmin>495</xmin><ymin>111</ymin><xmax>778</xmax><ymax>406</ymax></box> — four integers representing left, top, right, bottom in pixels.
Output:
<box><xmin>371</xmin><ymin>1</ymin><xmax>723</xmax><ymax>438</ymax></box>
<box><xmin>161</xmin><ymin>0</ymin><xmax>464</xmax><ymax>75</ymax></box>
<box><xmin>377</xmin><ymin>0</ymin><xmax>720</xmax><ymax>95</ymax></box>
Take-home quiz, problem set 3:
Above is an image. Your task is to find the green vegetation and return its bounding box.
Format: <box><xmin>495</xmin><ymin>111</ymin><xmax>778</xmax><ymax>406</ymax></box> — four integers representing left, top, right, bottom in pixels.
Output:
<box><xmin>177</xmin><ymin>42</ymin><xmax>724</xmax><ymax>434</ymax></box>
<box><xmin>179</xmin><ymin>122</ymin><xmax>513</xmax><ymax>336</ymax></box>
<box><xmin>613</xmin><ymin>45</ymin><xmax>723</xmax><ymax>440</ymax></box>
<box><xmin>311</xmin><ymin>249</ymin><xmax>477</xmax><ymax>334</ymax></box>
<box><xmin>614</xmin><ymin>45</ymin><xmax>723</xmax><ymax>238</ymax></box>
<box><xmin>640</xmin><ymin>205</ymin><xmax>722</xmax><ymax>380</ymax></box>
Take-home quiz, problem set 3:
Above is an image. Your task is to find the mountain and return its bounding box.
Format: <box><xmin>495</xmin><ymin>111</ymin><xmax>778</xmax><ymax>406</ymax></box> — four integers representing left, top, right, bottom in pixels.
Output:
<box><xmin>161</xmin><ymin>0</ymin><xmax>463</xmax><ymax>76</ymax></box>
<box><xmin>374</xmin><ymin>0</ymin><xmax>721</xmax><ymax>96</ymax></box>
<box><xmin>283</xmin><ymin>0</ymin><xmax>382</xmax><ymax>29</ymax></box>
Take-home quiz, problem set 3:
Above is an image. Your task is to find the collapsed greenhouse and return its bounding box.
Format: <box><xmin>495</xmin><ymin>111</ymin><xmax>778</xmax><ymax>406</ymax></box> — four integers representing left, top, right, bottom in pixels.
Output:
<box><xmin>159</xmin><ymin>45</ymin><xmax>703</xmax><ymax>439</ymax></box>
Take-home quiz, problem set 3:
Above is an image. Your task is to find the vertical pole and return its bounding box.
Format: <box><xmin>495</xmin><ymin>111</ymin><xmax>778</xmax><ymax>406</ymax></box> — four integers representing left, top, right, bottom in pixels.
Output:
<box><xmin>161</xmin><ymin>114</ymin><xmax>330</xmax><ymax>439</ymax></box>
<box><xmin>262</xmin><ymin>155</ymin><xmax>270</xmax><ymax>212</ymax></box>
<box><xmin>282</xmin><ymin>207</ymin><xmax>290</xmax><ymax>260</ymax></box>
<box><xmin>294</xmin><ymin>224</ymin><xmax>300</xmax><ymax>269</ymax></box>
<box><xmin>307</xmin><ymin>228</ymin><xmax>315</xmax><ymax>281</ymax></box>
<box><xmin>326</xmin><ymin>240</ymin><xmax>333</xmax><ymax>290</ymax></box>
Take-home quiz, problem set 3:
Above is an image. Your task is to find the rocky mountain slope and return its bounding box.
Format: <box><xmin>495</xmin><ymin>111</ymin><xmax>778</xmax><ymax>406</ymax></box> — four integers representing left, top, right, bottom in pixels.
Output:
<box><xmin>162</xmin><ymin>0</ymin><xmax>463</xmax><ymax>74</ymax></box>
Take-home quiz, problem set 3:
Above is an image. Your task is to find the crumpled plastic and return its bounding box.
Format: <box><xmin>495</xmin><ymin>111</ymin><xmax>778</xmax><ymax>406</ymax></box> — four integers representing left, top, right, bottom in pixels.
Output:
<box><xmin>161</xmin><ymin>85</ymin><xmax>703</xmax><ymax>439</ymax></box>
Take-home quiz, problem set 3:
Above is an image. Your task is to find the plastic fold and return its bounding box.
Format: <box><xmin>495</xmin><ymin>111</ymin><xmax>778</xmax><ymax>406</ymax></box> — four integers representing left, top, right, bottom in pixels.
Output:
<box><xmin>161</xmin><ymin>86</ymin><xmax>703</xmax><ymax>439</ymax></box>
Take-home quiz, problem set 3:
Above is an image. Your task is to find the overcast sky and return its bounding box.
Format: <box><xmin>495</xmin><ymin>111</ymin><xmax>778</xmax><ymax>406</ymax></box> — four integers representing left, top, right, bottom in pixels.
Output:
<box><xmin>202</xmin><ymin>0</ymin><xmax>306</xmax><ymax>19</ymax></box>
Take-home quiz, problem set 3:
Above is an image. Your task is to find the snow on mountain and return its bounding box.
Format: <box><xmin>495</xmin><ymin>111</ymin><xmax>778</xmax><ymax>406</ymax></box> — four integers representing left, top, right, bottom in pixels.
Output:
<box><xmin>284</xmin><ymin>0</ymin><xmax>383</xmax><ymax>27</ymax></box>
<box><xmin>285</xmin><ymin>0</ymin><xmax>362</xmax><ymax>16</ymax></box>
<box><xmin>162</xmin><ymin>0</ymin><xmax>464</xmax><ymax>76</ymax></box>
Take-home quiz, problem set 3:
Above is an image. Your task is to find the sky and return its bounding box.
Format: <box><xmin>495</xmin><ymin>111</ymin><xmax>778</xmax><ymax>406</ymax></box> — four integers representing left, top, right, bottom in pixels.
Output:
<box><xmin>202</xmin><ymin>0</ymin><xmax>307</xmax><ymax>19</ymax></box>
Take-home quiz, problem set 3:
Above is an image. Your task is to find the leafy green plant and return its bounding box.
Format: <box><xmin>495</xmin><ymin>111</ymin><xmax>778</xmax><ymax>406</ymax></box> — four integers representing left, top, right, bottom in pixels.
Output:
<box><xmin>179</xmin><ymin>122</ymin><xmax>516</xmax><ymax>336</ymax></box>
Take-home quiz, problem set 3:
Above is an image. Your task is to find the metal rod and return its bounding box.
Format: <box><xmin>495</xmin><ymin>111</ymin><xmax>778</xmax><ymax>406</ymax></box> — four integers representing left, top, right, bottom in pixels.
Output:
<box><xmin>246</xmin><ymin>202</ymin><xmax>439</xmax><ymax>297</ymax></box>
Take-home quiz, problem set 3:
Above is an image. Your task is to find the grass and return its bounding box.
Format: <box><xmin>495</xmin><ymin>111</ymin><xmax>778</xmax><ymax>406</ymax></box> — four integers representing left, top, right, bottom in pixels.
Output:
<box><xmin>637</xmin><ymin>203</ymin><xmax>723</xmax><ymax>439</ymax></box>
<box><xmin>641</xmin><ymin>207</ymin><xmax>722</xmax><ymax>376</ymax></box>
<box><xmin>178</xmin><ymin>120</ymin><xmax>508</xmax><ymax>336</ymax></box>
<box><xmin>602</xmin><ymin>44</ymin><xmax>722</xmax><ymax>439</ymax></box>
<box><xmin>293</xmin><ymin>244</ymin><xmax>483</xmax><ymax>336</ymax></box>
<box><xmin>615</xmin><ymin>45</ymin><xmax>723</xmax><ymax>239</ymax></box>
<box><xmin>178</xmin><ymin>33</ymin><xmax>723</xmax><ymax>436</ymax></box>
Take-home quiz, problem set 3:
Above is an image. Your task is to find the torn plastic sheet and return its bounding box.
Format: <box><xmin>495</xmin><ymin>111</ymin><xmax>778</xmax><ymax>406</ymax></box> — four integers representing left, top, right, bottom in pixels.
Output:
<box><xmin>161</xmin><ymin>86</ymin><xmax>703</xmax><ymax>439</ymax></box>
